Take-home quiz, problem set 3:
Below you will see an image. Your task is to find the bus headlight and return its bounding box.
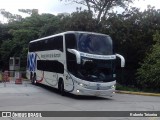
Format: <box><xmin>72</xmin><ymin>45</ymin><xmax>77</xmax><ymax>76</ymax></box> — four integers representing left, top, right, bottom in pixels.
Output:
<box><xmin>111</xmin><ymin>85</ymin><xmax>115</xmax><ymax>89</ymax></box>
<box><xmin>79</xmin><ymin>83</ymin><xmax>88</xmax><ymax>88</ymax></box>
<box><xmin>75</xmin><ymin>80</ymin><xmax>88</xmax><ymax>88</ymax></box>
<box><xmin>76</xmin><ymin>89</ymin><xmax>80</xmax><ymax>93</ymax></box>
<box><xmin>77</xmin><ymin>82</ymin><xmax>87</xmax><ymax>87</ymax></box>
<box><xmin>113</xmin><ymin>74</ymin><xmax>116</xmax><ymax>78</ymax></box>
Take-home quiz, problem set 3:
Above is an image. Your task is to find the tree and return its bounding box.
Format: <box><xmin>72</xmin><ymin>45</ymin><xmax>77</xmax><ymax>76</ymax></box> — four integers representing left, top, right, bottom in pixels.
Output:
<box><xmin>0</xmin><ymin>13</ymin><xmax>61</xmax><ymax>69</ymax></box>
<box><xmin>137</xmin><ymin>31</ymin><xmax>160</xmax><ymax>90</ymax></box>
<box><xmin>18</xmin><ymin>9</ymin><xmax>33</xmax><ymax>15</ymax></box>
<box><xmin>38</xmin><ymin>14</ymin><xmax>61</xmax><ymax>37</ymax></box>
<box><xmin>0</xmin><ymin>9</ymin><xmax>22</xmax><ymax>22</ymax></box>
<box><xmin>18</xmin><ymin>9</ymin><xmax>39</xmax><ymax>16</ymax></box>
<box><xmin>100</xmin><ymin>6</ymin><xmax>160</xmax><ymax>86</ymax></box>
<box><xmin>0</xmin><ymin>5</ymin><xmax>160</xmax><ymax>91</ymax></box>
<box><xmin>59</xmin><ymin>10</ymin><xmax>99</xmax><ymax>31</ymax></box>
<box><xmin>61</xmin><ymin>0</ymin><xmax>133</xmax><ymax>22</ymax></box>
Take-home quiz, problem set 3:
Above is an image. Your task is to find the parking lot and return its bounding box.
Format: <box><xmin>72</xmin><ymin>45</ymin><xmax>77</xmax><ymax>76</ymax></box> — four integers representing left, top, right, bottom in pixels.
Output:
<box><xmin>0</xmin><ymin>80</ymin><xmax>160</xmax><ymax>120</ymax></box>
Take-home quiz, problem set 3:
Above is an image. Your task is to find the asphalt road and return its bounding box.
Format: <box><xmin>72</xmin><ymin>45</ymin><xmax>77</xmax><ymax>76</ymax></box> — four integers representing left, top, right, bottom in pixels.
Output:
<box><xmin>0</xmin><ymin>81</ymin><xmax>159</xmax><ymax>120</ymax></box>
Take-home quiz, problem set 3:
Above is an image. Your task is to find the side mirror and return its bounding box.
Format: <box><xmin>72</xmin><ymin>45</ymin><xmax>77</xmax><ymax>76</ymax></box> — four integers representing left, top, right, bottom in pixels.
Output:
<box><xmin>116</xmin><ymin>54</ymin><xmax>125</xmax><ymax>67</ymax></box>
<box><xmin>67</xmin><ymin>49</ymin><xmax>81</xmax><ymax>64</ymax></box>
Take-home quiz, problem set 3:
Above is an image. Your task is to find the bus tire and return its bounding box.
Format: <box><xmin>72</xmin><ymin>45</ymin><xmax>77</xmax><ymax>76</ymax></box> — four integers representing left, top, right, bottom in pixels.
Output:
<box><xmin>58</xmin><ymin>79</ymin><xmax>65</xmax><ymax>96</ymax></box>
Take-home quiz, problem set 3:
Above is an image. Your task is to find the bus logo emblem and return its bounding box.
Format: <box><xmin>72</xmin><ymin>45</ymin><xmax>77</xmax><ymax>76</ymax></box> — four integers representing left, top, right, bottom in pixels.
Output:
<box><xmin>28</xmin><ymin>53</ymin><xmax>37</xmax><ymax>72</ymax></box>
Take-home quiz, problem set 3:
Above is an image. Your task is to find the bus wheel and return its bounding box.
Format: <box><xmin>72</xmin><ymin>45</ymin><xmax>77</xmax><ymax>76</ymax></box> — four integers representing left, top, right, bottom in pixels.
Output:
<box><xmin>58</xmin><ymin>79</ymin><xmax>65</xmax><ymax>96</ymax></box>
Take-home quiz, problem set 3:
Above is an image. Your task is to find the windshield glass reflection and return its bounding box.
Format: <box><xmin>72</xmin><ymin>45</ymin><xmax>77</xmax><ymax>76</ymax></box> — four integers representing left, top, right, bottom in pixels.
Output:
<box><xmin>78</xmin><ymin>34</ymin><xmax>113</xmax><ymax>55</ymax></box>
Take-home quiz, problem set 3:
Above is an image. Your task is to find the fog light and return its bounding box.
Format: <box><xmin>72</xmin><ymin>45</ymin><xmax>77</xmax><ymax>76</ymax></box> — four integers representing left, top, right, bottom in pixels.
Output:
<box><xmin>79</xmin><ymin>83</ymin><xmax>83</xmax><ymax>86</ymax></box>
<box><xmin>113</xmin><ymin>74</ymin><xmax>116</xmax><ymax>78</ymax></box>
<box><xmin>76</xmin><ymin>89</ymin><xmax>80</xmax><ymax>93</ymax></box>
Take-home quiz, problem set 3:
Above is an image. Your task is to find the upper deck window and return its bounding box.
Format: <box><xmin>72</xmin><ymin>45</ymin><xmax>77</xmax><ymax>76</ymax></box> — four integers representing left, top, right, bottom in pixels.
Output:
<box><xmin>29</xmin><ymin>36</ymin><xmax>63</xmax><ymax>52</ymax></box>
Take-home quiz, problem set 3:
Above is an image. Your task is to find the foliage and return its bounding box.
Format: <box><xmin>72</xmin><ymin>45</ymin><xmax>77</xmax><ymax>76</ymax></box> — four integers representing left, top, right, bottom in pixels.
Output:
<box><xmin>61</xmin><ymin>0</ymin><xmax>133</xmax><ymax>22</ymax></box>
<box><xmin>0</xmin><ymin>4</ymin><xmax>160</xmax><ymax>92</ymax></box>
<box><xmin>59</xmin><ymin>10</ymin><xmax>99</xmax><ymax>31</ymax></box>
<box><xmin>0</xmin><ymin>13</ymin><xmax>60</xmax><ymax>69</ymax></box>
<box><xmin>102</xmin><ymin>6</ymin><xmax>160</xmax><ymax>86</ymax></box>
<box><xmin>18</xmin><ymin>9</ymin><xmax>34</xmax><ymax>15</ymax></box>
<box><xmin>0</xmin><ymin>9</ymin><xmax>23</xmax><ymax>22</ymax></box>
<box><xmin>137</xmin><ymin>31</ymin><xmax>160</xmax><ymax>89</ymax></box>
<box><xmin>116</xmin><ymin>84</ymin><xmax>139</xmax><ymax>92</ymax></box>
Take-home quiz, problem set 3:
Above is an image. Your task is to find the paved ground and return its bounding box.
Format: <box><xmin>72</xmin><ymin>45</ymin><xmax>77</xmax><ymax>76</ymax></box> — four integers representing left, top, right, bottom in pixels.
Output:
<box><xmin>0</xmin><ymin>80</ymin><xmax>160</xmax><ymax>120</ymax></box>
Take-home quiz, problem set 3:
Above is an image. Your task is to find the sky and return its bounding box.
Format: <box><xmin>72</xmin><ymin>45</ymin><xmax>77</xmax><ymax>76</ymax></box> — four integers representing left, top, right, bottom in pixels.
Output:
<box><xmin>0</xmin><ymin>0</ymin><xmax>160</xmax><ymax>22</ymax></box>
<box><xmin>0</xmin><ymin>0</ymin><xmax>85</xmax><ymax>18</ymax></box>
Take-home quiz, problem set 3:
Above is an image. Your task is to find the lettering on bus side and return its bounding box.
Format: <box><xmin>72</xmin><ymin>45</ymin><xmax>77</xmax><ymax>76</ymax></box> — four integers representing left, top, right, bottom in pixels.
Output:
<box><xmin>54</xmin><ymin>54</ymin><xmax>60</xmax><ymax>57</ymax></box>
<box><xmin>41</xmin><ymin>53</ymin><xmax>61</xmax><ymax>59</ymax></box>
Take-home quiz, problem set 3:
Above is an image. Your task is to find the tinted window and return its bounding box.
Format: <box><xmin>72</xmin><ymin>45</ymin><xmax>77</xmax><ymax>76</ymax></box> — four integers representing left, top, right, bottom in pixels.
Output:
<box><xmin>29</xmin><ymin>36</ymin><xmax>63</xmax><ymax>52</ymax></box>
<box><xmin>45</xmin><ymin>36</ymin><xmax>63</xmax><ymax>51</ymax></box>
<box><xmin>65</xmin><ymin>33</ymin><xmax>76</xmax><ymax>49</ymax></box>
<box><xmin>65</xmin><ymin>33</ymin><xmax>78</xmax><ymax>75</ymax></box>
<box><xmin>37</xmin><ymin>60</ymin><xmax>64</xmax><ymax>74</ymax></box>
<box><xmin>78</xmin><ymin>34</ymin><xmax>113</xmax><ymax>55</ymax></box>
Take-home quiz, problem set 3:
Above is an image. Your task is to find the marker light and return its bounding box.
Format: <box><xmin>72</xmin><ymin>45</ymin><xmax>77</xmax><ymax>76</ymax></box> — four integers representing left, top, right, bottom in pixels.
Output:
<box><xmin>111</xmin><ymin>85</ymin><xmax>115</xmax><ymax>89</ymax></box>
<box><xmin>76</xmin><ymin>90</ymin><xmax>80</xmax><ymax>93</ymax></box>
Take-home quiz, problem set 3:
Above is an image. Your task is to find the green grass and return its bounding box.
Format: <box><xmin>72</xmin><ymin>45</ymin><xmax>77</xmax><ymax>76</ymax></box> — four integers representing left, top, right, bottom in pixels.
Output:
<box><xmin>116</xmin><ymin>84</ymin><xmax>160</xmax><ymax>93</ymax></box>
<box><xmin>116</xmin><ymin>84</ymin><xmax>141</xmax><ymax>92</ymax></box>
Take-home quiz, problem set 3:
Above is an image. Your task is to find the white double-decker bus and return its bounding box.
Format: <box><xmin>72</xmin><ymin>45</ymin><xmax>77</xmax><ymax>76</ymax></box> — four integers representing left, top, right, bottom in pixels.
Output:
<box><xmin>26</xmin><ymin>31</ymin><xmax>125</xmax><ymax>97</ymax></box>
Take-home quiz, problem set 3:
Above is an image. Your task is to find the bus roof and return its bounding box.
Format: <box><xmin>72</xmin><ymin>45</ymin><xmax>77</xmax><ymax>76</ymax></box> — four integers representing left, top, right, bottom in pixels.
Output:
<box><xmin>30</xmin><ymin>31</ymin><xmax>109</xmax><ymax>43</ymax></box>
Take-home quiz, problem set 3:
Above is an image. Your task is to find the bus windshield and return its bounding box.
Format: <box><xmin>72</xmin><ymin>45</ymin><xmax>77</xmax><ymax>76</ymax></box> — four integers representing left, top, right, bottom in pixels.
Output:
<box><xmin>78</xmin><ymin>33</ymin><xmax>113</xmax><ymax>55</ymax></box>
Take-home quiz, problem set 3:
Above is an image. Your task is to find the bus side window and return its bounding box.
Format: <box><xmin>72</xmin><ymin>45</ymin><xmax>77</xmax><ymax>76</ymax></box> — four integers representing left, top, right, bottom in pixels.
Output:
<box><xmin>38</xmin><ymin>40</ymin><xmax>44</xmax><ymax>51</ymax></box>
<box><xmin>54</xmin><ymin>36</ymin><xmax>63</xmax><ymax>52</ymax></box>
<box><xmin>29</xmin><ymin>43</ymin><xmax>33</xmax><ymax>52</ymax></box>
<box><xmin>47</xmin><ymin>36</ymin><xmax>63</xmax><ymax>52</ymax></box>
<box><xmin>65</xmin><ymin>34</ymin><xmax>76</xmax><ymax>49</ymax></box>
<box><xmin>29</xmin><ymin>42</ymin><xmax>38</xmax><ymax>52</ymax></box>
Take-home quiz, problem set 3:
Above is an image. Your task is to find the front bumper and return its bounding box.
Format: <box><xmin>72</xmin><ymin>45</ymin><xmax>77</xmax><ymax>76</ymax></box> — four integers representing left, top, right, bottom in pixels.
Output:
<box><xmin>73</xmin><ymin>85</ymin><xmax>115</xmax><ymax>97</ymax></box>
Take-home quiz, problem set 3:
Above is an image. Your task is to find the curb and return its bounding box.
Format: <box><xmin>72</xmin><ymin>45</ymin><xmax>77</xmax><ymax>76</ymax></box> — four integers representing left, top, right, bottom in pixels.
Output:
<box><xmin>116</xmin><ymin>90</ymin><xmax>160</xmax><ymax>97</ymax></box>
